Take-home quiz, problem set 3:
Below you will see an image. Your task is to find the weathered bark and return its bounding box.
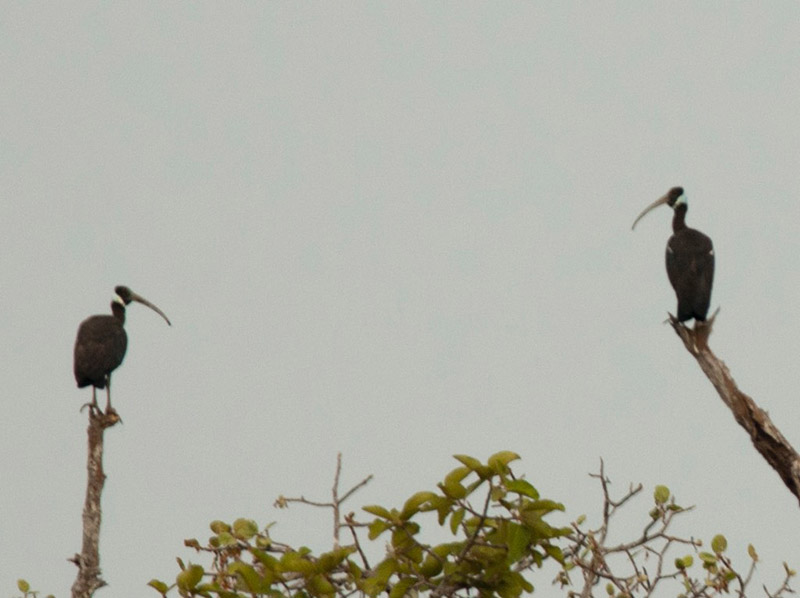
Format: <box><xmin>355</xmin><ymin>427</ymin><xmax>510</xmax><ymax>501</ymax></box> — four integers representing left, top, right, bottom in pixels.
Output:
<box><xmin>669</xmin><ymin>315</ymin><xmax>800</xmax><ymax>506</ymax></box>
<box><xmin>70</xmin><ymin>409</ymin><xmax>120</xmax><ymax>598</ymax></box>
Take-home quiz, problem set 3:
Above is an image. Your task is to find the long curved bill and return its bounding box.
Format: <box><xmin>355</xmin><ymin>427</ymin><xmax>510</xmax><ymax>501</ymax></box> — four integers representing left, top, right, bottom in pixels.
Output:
<box><xmin>631</xmin><ymin>192</ymin><xmax>670</xmax><ymax>230</ymax></box>
<box><xmin>130</xmin><ymin>292</ymin><xmax>172</xmax><ymax>326</ymax></box>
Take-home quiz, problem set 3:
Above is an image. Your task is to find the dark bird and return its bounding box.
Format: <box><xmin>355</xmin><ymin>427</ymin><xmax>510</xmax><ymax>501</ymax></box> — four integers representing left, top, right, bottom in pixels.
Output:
<box><xmin>74</xmin><ymin>286</ymin><xmax>171</xmax><ymax>414</ymax></box>
<box><xmin>632</xmin><ymin>186</ymin><xmax>715</xmax><ymax>324</ymax></box>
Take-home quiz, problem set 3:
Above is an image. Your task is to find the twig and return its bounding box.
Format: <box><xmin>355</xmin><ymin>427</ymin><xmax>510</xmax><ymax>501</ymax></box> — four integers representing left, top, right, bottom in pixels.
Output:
<box><xmin>277</xmin><ymin>453</ymin><xmax>373</xmax><ymax>550</ymax></box>
<box><xmin>333</xmin><ymin>453</ymin><xmax>342</xmax><ymax>547</ymax></box>
<box><xmin>344</xmin><ymin>513</ymin><xmax>370</xmax><ymax>570</ymax></box>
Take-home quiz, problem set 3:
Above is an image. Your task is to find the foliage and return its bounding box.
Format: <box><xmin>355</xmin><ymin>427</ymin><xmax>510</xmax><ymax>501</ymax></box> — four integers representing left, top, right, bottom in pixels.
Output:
<box><xmin>13</xmin><ymin>579</ymin><xmax>54</xmax><ymax>598</ymax></box>
<box><xmin>149</xmin><ymin>451</ymin><xmax>569</xmax><ymax>598</ymax></box>
<box><xmin>146</xmin><ymin>453</ymin><xmax>794</xmax><ymax>598</ymax></box>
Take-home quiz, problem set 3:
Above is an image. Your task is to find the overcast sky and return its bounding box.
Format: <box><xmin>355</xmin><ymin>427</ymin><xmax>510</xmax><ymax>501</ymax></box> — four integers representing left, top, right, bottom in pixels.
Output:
<box><xmin>3</xmin><ymin>3</ymin><xmax>800</xmax><ymax>596</ymax></box>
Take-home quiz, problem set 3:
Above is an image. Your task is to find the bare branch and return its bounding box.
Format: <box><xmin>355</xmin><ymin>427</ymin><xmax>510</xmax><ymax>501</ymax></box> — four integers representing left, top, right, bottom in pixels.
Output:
<box><xmin>344</xmin><ymin>512</ymin><xmax>370</xmax><ymax>570</ymax></box>
<box><xmin>333</xmin><ymin>453</ymin><xmax>342</xmax><ymax>547</ymax></box>
<box><xmin>668</xmin><ymin>315</ymin><xmax>800</xmax><ymax>505</ymax></box>
<box><xmin>70</xmin><ymin>409</ymin><xmax>120</xmax><ymax>598</ymax></box>
<box><xmin>339</xmin><ymin>473</ymin><xmax>374</xmax><ymax>504</ymax></box>
<box><xmin>275</xmin><ymin>453</ymin><xmax>373</xmax><ymax>550</ymax></box>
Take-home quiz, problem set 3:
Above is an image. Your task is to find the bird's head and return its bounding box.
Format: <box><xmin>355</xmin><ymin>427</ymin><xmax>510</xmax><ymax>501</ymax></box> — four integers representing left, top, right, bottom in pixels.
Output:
<box><xmin>631</xmin><ymin>186</ymin><xmax>686</xmax><ymax>230</ymax></box>
<box><xmin>113</xmin><ymin>285</ymin><xmax>171</xmax><ymax>326</ymax></box>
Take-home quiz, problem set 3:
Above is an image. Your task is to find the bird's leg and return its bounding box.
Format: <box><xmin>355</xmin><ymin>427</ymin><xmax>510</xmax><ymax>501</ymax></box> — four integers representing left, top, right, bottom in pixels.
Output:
<box><xmin>80</xmin><ymin>387</ymin><xmax>101</xmax><ymax>415</ymax></box>
<box><xmin>104</xmin><ymin>377</ymin><xmax>121</xmax><ymax>423</ymax></box>
<box><xmin>104</xmin><ymin>376</ymin><xmax>115</xmax><ymax>414</ymax></box>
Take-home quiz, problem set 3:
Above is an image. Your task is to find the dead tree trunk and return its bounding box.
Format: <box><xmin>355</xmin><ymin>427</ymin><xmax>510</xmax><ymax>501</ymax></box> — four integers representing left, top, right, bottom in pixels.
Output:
<box><xmin>70</xmin><ymin>409</ymin><xmax>120</xmax><ymax>598</ymax></box>
<box><xmin>669</xmin><ymin>315</ymin><xmax>800</xmax><ymax>506</ymax></box>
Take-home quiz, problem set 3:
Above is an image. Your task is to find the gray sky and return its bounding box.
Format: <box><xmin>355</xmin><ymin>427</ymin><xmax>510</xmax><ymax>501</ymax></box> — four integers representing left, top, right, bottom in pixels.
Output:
<box><xmin>3</xmin><ymin>3</ymin><xmax>800</xmax><ymax>596</ymax></box>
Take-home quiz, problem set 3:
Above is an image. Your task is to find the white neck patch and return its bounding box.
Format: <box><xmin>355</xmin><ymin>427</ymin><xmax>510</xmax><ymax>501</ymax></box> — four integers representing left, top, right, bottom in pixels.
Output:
<box><xmin>113</xmin><ymin>294</ymin><xmax>125</xmax><ymax>306</ymax></box>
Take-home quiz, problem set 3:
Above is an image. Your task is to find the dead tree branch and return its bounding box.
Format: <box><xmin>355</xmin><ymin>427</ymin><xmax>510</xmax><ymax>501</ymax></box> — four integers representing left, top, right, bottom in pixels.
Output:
<box><xmin>274</xmin><ymin>452</ymin><xmax>373</xmax><ymax>549</ymax></box>
<box><xmin>668</xmin><ymin>314</ymin><xmax>800</xmax><ymax>506</ymax></box>
<box><xmin>69</xmin><ymin>409</ymin><xmax>120</xmax><ymax>598</ymax></box>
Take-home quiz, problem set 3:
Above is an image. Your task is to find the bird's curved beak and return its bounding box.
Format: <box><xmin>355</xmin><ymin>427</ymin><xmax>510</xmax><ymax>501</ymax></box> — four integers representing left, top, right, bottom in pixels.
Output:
<box><xmin>631</xmin><ymin>192</ymin><xmax>670</xmax><ymax>230</ymax></box>
<box><xmin>130</xmin><ymin>292</ymin><xmax>172</xmax><ymax>326</ymax></box>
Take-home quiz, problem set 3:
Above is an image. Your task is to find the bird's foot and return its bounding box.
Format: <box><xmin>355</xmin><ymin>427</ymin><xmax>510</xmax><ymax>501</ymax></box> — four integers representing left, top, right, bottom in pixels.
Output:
<box><xmin>104</xmin><ymin>407</ymin><xmax>123</xmax><ymax>426</ymax></box>
<box><xmin>80</xmin><ymin>401</ymin><xmax>103</xmax><ymax>417</ymax></box>
<box><xmin>79</xmin><ymin>402</ymin><xmax>122</xmax><ymax>427</ymax></box>
<box><xmin>665</xmin><ymin>313</ymin><xmax>686</xmax><ymax>328</ymax></box>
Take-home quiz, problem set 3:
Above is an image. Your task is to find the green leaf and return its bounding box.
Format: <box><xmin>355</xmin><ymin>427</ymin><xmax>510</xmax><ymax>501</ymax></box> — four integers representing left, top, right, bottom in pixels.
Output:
<box><xmin>449</xmin><ymin>507</ymin><xmax>465</xmax><ymax>534</ymax></box>
<box><xmin>419</xmin><ymin>554</ymin><xmax>444</xmax><ymax>578</ymax></box>
<box><xmin>544</xmin><ymin>543</ymin><xmax>566</xmax><ymax>565</ymax></box>
<box><xmin>497</xmin><ymin>571</ymin><xmax>527</xmax><ymax>598</ymax></box>
<box><xmin>389</xmin><ymin>577</ymin><xmax>416</xmax><ymax>598</ymax></box>
<box><xmin>438</xmin><ymin>479</ymin><xmax>467</xmax><ymax>499</ymax></box>
<box><xmin>432</xmin><ymin>541</ymin><xmax>461</xmax><ymax>559</ymax></box>
<box><xmin>434</xmin><ymin>497</ymin><xmax>453</xmax><ymax>525</ymax></box>
<box><xmin>147</xmin><ymin>579</ymin><xmax>169</xmax><ymax>594</ymax></box>
<box><xmin>229</xmin><ymin>562</ymin><xmax>263</xmax><ymax>592</ymax></box>
<box><xmin>400</xmin><ymin>491</ymin><xmax>438</xmax><ymax>520</ymax></box>
<box><xmin>418</xmin><ymin>494</ymin><xmax>446</xmax><ymax>513</ymax></box>
<box><xmin>233</xmin><ymin>518</ymin><xmax>258</xmax><ymax>540</ymax></box>
<box><xmin>524</xmin><ymin>499</ymin><xmax>565</xmax><ymax>514</ymax></box>
<box><xmin>675</xmin><ymin>555</ymin><xmax>693</xmax><ymax>570</ymax></box>
<box><xmin>17</xmin><ymin>580</ymin><xmax>30</xmax><ymax>593</ymax></box>
<box><xmin>256</xmin><ymin>534</ymin><xmax>271</xmax><ymax>549</ymax></box>
<box><xmin>308</xmin><ymin>574</ymin><xmax>337</xmax><ymax>597</ymax></box>
<box><xmin>653</xmin><ymin>485</ymin><xmax>670</xmax><ymax>504</ymax></box>
<box><xmin>506</xmin><ymin>522</ymin><xmax>532</xmax><ymax>564</ymax></box>
<box><xmin>210</xmin><ymin>520</ymin><xmax>230</xmax><ymax>534</ymax></box>
<box><xmin>487</xmin><ymin>451</ymin><xmax>521</xmax><ymax>473</ymax></box>
<box><xmin>348</xmin><ymin>559</ymin><xmax>364</xmax><ymax>580</ymax></box>
<box><xmin>443</xmin><ymin>466</ymin><xmax>470</xmax><ymax>487</ymax></box>
<box><xmin>391</xmin><ymin>524</ymin><xmax>422</xmax><ymax>558</ymax></box>
<box><xmin>363</xmin><ymin>558</ymin><xmax>398</xmax><ymax>595</ymax></box>
<box><xmin>317</xmin><ymin>546</ymin><xmax>356</xmax><ymax>573</ymax></box>
<box><xmin>368</xmin><ymin>519</ymin><xmax>391</xmax><ymax>540</ymax></box>
<box><xmin>711</xmin><ymin>534</ymin><xmax>727</xmax><ymax>554</ymax></box>
<box><xmin>252</xmin><ymin>548</ymin><xmax>280</xmax><ymax>571</ymax></box>
<box><xmin>363</xmin><ymin>505</ymin><xmax>393</xmax><ymax>520</ymax></box>
<box><xmin>522</xmin><ymin>516</ymin><xmax>561</xmax><ymax>540</ymax></box>
<box><xmin>176</xmin><ymin>564</ymin><xmax>204</xmax><ymax>591</ymax></box>
<box><xmin>217</xmin><ymin>531</ymin><xmax>236</xmax><ymax>546</ymax></box>
<box><xmin>505</xmin><ymin>478</ymin><xmax>539</xmax><ymax>499</ymax></box>
<box><xmin>454</xmin><ymin>454</ymin><xmax>482</xmax><ymax>470</ymax></box>
<box><xmin>724</xmin><ymin>570</ymin><xmax>737</xmax><ymax>582</ymax></box>
<box><xmin>454</xmin><ymin>454</ymin><xmax>491</xmax><ymax>478</ymax></box>
<box><xmin>748</xmin><ymin>544</ymin><xmax>759</xmax><ymax>562</ymax></box>
<box><xmin>281</xmin><ymin>551</ymin><xmax>315</xmax><ymax>575</ymax></box>
<box><xmin>698</xmin><ymin>552</ymin><xmax>717</xmax><ymax>565</ymax></box>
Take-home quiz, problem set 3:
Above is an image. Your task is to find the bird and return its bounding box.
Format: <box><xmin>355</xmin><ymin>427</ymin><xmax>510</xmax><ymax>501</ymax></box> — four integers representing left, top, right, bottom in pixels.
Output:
<box><xmin>74</xmin><ymin>286</ymin><xmax>171</xmax><ymax>414</ymax></box>
<box><xmin>632</xmin><ymin>186</ymin><xmax>715</xmax><ymax>325</ymax></box>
